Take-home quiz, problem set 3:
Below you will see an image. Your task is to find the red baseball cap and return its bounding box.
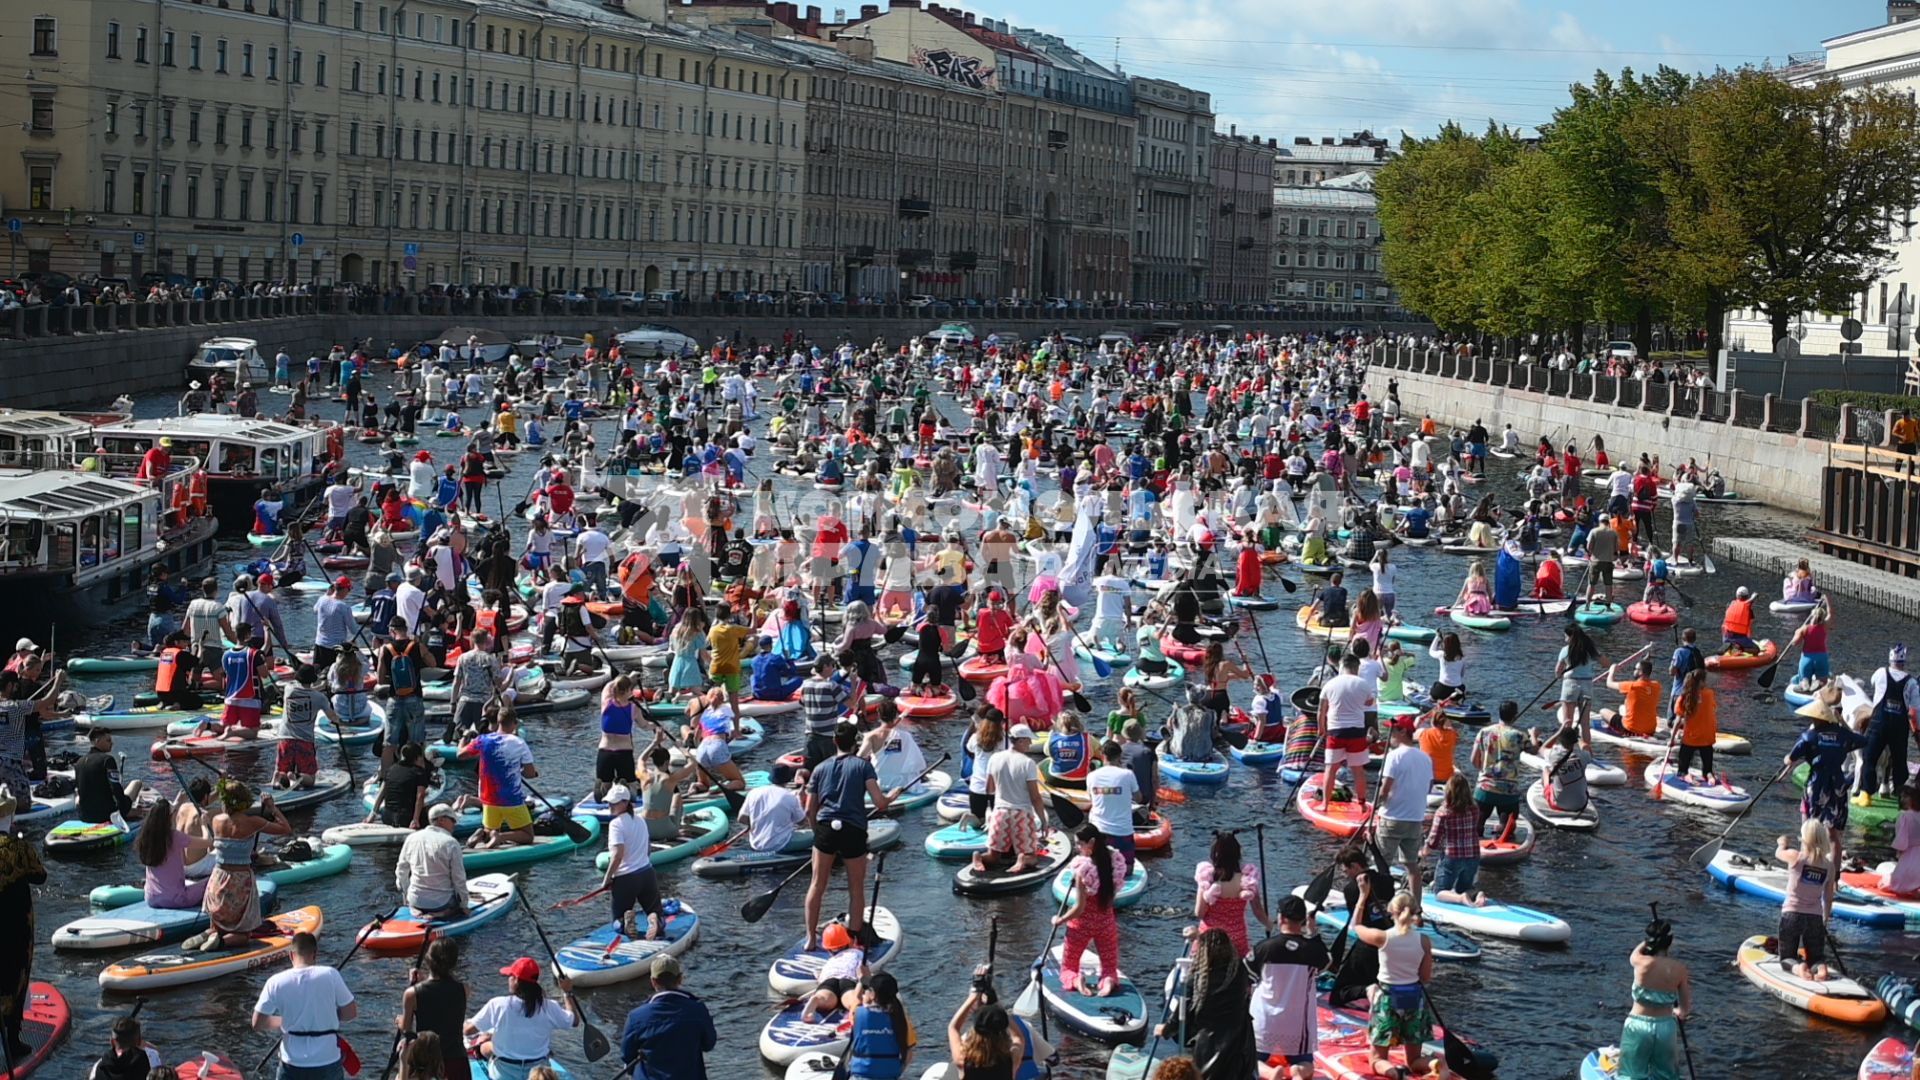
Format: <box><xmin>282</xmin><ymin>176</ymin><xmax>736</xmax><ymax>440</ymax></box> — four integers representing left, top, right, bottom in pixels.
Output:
<box><xmin>333</xmin><ymin>576</ymin><xmax>353</xmax><ymax>590</ymax></box>
<box><xmin>500</xmin><ymin>957</ymin><xmax>542</xmax><ymax>981</ymax></box>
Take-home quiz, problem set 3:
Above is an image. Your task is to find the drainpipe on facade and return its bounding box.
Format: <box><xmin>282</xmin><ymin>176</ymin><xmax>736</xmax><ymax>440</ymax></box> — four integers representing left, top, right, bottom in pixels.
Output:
<box><xmin>382</xmin><ymin>0</ymin><xmax>406</xmax><ymax>287</ymax></box>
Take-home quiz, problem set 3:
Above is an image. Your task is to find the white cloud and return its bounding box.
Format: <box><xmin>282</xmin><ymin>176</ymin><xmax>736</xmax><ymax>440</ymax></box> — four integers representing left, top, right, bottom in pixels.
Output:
<box><xmin>1105</xmin><ymin>0</ymin><xmax>1621</xmax><ymax>138</ymax></box>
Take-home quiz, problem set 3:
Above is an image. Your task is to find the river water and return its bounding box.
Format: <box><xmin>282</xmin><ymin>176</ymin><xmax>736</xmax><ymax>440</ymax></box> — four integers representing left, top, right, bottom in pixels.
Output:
<box><xmin>24</xmin><ymin>381</ymin><xmax>1916</xmax><ymax>1080</ymax></box>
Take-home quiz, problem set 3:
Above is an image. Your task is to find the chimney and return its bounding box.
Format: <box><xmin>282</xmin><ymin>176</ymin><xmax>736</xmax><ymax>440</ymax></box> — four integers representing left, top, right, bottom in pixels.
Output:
<box><xmin>859</xmin><ymin>4</ymin><xmax>878</xmax><ymax>17</ymax></box>
<box><xmin>836</xmin><ymin>35</ymin><xmax>875</xmax><ymax>60</ymax></box>
<box><xmin>1893</xmin><ymin>0</ymin><xmax>1920</xmax><ymax>24</ymax></box>
<box><xmin>964</xmin><ymin>11</ymin><xmax>975</xmax><ymax>24</ymax></box>
<box><xmin>621</xmin><ymin>0</ymin><xmax>669</xmax><ymax>20</ymax></box>
<box><xmin>1321</xmin><ymin>137</ymin><xmax>1334</xmax><ymax>145</ymax></box>
<box><xmin>1267</xmin><ymin>137</ymin><xmax>1276</xmax><ymax>148</ymax></box>
<box><xmin>738</xmin><ymin>17</ymin><xmax>774</xmax><ymax>36</ymax></box>
<box><xmin>1229</xmin><ymin>123</ymin><xmax>1236</xmax><ymax>136</ymax></box>
<box><xmin>833</xmin><ymin>8</ymin><xmax>846</xmax><ymax>22</ymax></box>
<box><xmin>1294</xmin><ymin>136</ymin><xmax>1310</xmax><ymax>146</ymax></box>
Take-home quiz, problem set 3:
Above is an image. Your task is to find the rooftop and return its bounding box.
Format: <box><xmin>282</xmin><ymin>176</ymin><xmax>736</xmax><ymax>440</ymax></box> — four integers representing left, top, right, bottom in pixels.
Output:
<box><xmin>0</xmin><ymin>470</ymin><xmax>152</xmax><ymax>519</ymax></box>
<box><xmin>95</xmin><ymin>415</ymin><xmax>320</xmax><ymax>443</ymax></box>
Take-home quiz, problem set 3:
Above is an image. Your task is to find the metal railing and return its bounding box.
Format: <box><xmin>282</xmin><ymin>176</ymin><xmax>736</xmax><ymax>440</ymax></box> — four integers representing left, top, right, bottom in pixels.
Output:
<box><xmin>1365</xmin><ymin>341</ymin><xmax>1909</xmax><ymax>449</ymax></box>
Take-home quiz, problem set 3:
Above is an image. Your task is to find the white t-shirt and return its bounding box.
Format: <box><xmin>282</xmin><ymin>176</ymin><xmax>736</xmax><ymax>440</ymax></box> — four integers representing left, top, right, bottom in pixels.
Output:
<box><xmin>577</xmin><ymin>528</ymin><xmax>611</xmax><ymax>567</ymax></box>
<box><xmin>254</xmin><ymin>965</ymin><xmax>355</xmax><ymax>1067</ymax></box>
<box><xmin>1085</xmin><ymin>764</ymin><xmax>1139</xmax><ymax>837</ymax></box>
<box><xmin>1320</xmin><ymin>673</ymin><xmax>1374</xmax><ymax>733</ymax></box>
<box><xmin>871</xmin><ymin>725</ymin><xmax>927</xmax><ymax>792</ymax></box>
<box><xmin>987</xmin><ymin>747</ymin><xmax>1039</xmax><ymax>811</ymax></box>
<box><xmin>324</xmin><ymin>483</ymin><xmax>356</xmax><ymax>516</ymax></box>
<box><xmin>607</xmin><ymin>811</ymin><xmax>653</xmax><ymax>875</ymax></box>
<box><xmin>1379</xmin><ymin>744</ymin><xmax>1434</xmax><ymax>823</ymax></box>
<box><xmin>394</xmin><ymin>583</ymin><xmax>427</xmax><ymax>632</ymax></box>
<box><xmin>468</xmin><ymin>994</ymin><xmax>574</xmax><ymax>1060</ymax></box>
<box><xmin>740</xmin><ymin>784</ymin><xmax>806</xmax><ymax>853</ymax></box>
<box><xmin>965</xmin><ymin>734</ymin><xmax>1003</xmax><ymax>794</ymax></box>
<box><xmin>1370</xmin><ymin>563</ymin><xmax>1396</xmax><ymax>597</ymax></box>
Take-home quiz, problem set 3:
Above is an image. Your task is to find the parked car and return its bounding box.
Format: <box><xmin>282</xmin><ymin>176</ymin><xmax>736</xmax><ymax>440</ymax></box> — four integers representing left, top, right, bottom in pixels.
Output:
<box><xmin>616</xmin><ymin>323</ymin><xmax>698</xmax><ymax>358</ymax></box>
<box><xmin>904</xmin><ymin>294</ymin><xmax>938</xmax><ymax>309</ymax></box>
<box><xmin>646</xmin><ymin>290</ymin><xmax>683</xmax><ymax>303</ymax></box>
<box><xmin>1606</xmin><ymin>340</ymin><xmax>1639</xmax><ymax>363</ymax></box>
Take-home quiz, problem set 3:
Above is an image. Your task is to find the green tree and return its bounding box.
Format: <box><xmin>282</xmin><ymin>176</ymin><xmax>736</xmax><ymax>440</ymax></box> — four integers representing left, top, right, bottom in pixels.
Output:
<box><xmin>1677</xmin><ymin>69</ymin><xmax>1920</xmax><ymax>347</ymax></box>
<box><xmin>1375</xmin><ymin>122</ymin><xmax>1523</xmax><ymax>332</ymax></box>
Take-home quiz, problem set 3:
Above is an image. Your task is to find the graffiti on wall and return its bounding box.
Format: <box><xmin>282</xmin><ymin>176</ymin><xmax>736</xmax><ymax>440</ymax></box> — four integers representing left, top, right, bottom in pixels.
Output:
<box><xmin>913</xmin><ymin>47</ymin><xmax>995</xmax><ymax>89</ymax></box>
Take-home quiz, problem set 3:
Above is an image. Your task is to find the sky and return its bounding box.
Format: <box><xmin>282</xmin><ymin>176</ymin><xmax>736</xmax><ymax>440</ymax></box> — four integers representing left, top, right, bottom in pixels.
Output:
<box><xmin>984</xmin><ymin>0</ymin><xmax>1888</xmax><ymax>140</ymax></box>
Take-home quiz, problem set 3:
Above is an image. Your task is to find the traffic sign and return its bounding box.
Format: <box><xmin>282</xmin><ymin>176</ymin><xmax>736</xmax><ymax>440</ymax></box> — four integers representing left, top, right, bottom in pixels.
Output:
<box><xmin>132</xmin><ymin>231</ymin><xmax>146</xmax><ymax>250</ymax></box>
<box><xmin>289</xmin><ymin>232</ymin><xmax>305</xmax><ymax>248</ymax></box>
<box><xmin>403</xmin><ymin>242</ymin><xmax>419</xmax><ymax>257</ymax></box>
<box><xmin>402</xmin><ymin>256</ymin><xmax>417</xmax><ymax>270</ymax></box>
<box><xmin>4</xmin><ymin>219</ymin><xmax>19</xmax><ymax>234</ymax></box>
<box><xmin>1842</xmin><ymin>317</ymin><xmax>1864</xmax><ymax>342</ymax></box>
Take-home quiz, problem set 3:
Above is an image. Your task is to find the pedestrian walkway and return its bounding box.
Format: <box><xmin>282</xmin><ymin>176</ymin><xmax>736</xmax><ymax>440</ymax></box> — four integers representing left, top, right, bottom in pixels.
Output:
<box><xmin>1711</xmin><ymin>536</ymin><xmax>1920</xmax><ymax>619</ymax></box>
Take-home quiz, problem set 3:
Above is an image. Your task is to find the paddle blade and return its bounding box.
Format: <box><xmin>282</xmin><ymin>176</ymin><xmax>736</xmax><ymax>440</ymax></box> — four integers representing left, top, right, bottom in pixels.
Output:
<box><xmin>955</xmin><ymin>677</ymin><xmax>977</xmax><ymax>702</ymax></box>
<box><xmin>1687</xmin><ymin>837</ymin><xmax>1722</xmax><ymax>870</ymax></box>
<box><xmin>1090</xmin><ymin>653</ymin><xmax>1113</xmax><ymax>679</ymax></box>
<box><xmin>1277</xmin><ymin>575</ymin><xmax>1297</xmax><ymax>593</ymax></box>
<box><xmin>1302</xmin><ymin>862</ymin><xmax>1338</xmax><ymax>909</ymax></box>
<box><xmin>1443</xmin><ymin>1030</ymin><xmax>1496</xmax><ymax>1080</ymax></box>
<box><xmin>1218</xmin><ymin>728</ymin><xmax>1251</xmax><ymax>750</ymax></box>
<box><xmin>1012</xmin><ymin>971</ymin><xmax>1043</xmax><ymax>1019</ymax></box>
<box><xmin>1757</xmin><ymin>660</ymin><xmax>1782</xmax><ymax>690</ymax></box>
<box><xmin>560</xmin><ymin>817</ymin><xmax>592</xmax><ymax>845</ymax></box>
<box><xmin>583</xmin><ymin>1017</ymin><xmax>612</xmax><ymax>1062</ymax></box>
<box><xmin>740</xmin><ymin>889</ymin><xmax>781</xmax><ymax>923</ymax></box>
<box><xmin>1068</xmin><ymin>690</ymin><xmax>1092</xmax><ymax>713</ymax></box>
<box><xmin>722</xmin><ymin>785</ymin><xmax>748</xmax><ymax>816</ymax></box>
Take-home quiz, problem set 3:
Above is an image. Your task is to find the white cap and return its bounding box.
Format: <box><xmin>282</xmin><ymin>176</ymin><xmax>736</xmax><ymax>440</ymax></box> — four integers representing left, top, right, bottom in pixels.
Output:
<box><xmin>1736</xmin><ymin>586</ymin><xmax>1751</xmax><ymax>598</ymax></box>
<box><xmin>603</xmin><ymin>784</ymin><xmax>635</xmax><ymax>806</ymax></box>
<box><xmin>13</xmin><ymin>638</ymin><xmax>36</xmax><ymax>652</ymax></box>
<box><xmin>1009</xmin><ymin>723</ymin><xmax>1036</xmax><ymax>741</ymax></box>
<box><xmin>428</xmin><ymin>803</ymin><xmax>457</xmax><ymax>823</ymax></box>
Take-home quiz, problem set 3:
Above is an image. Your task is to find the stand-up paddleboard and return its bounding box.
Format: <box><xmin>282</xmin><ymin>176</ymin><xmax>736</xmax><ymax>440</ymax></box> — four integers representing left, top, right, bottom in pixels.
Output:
<box><xmin>1038</xmin><ymin>943</ymin><xmax>1148</xmax><ymax>1043</ymax></box>
<box><xmin>55</xmin><ymin>880</ymin><xmax>281</xmax><ymax>950</ymax></box>
<box><xmin>1736</xmin><ymin>934</ymin><xmax>1886</xmax><ymax>1024</ymax></box>
<box><xmin>556</xmin><ymin>900</ymin><xmax>700</xmax><ymax>987</ymax></box>
<box><xmin>767</xmin><ymin>907</ymin><xmax>902</xmax><ymax>996</ymax></box>
<box><xmin>953</xmin><ymin>831</ymin><xmax>1071</xmax><ymax>897</ymax></box>
<box><xmin>357</xmin><ymin>873</ymin><xmax>518</xmax><ymax>952</ymax></box>
<box><xmin>100</xmin><ymin>906</ymin><xmax>323</xmax><ymax>991</ymax></box>
<box><xmin>0</xmin><ymin>984</ymin><xmax>70</xmax><ymax>1079</ymax></box>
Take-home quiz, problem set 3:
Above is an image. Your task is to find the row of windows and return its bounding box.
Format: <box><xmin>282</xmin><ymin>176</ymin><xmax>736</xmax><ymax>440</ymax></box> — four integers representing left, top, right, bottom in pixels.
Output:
<box><xmin>1277</xmin><ymin>281</ymin><xmax>1387</xmax><ymax>301</ymax></box>
<box><xmin>99</xmin><ymin>168</ymin><xmax>326</xmax><ymax>225</ymax></box>
<box><xmin>1274</xmin><ymin>216</ymin><xmax>1372</xmax><ymax>239</ymax></box>
<box><xmin>1274</xmin><ymin>250</ymin><xmax>1380</xmax><ymax>271</ymax></box>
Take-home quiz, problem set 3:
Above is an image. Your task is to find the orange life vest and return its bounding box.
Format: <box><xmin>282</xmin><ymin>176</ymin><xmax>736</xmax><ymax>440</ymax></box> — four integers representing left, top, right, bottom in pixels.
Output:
<box><xmin>154</xmin><ymin>647</ymin><xmax>186</xmax><ymax>693</ymax></box>
<box><xmin>186</xmin><ymin>471</ymin><xmax>209</xmax><ymax>517</ymax></box>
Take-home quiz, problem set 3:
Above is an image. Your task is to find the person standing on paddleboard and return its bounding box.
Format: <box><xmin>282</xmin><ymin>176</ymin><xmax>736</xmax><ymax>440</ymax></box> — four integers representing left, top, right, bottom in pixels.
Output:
<box><xmin>1249</xmin><ymin>896</ymin><xmax>1330</xmax><ymax>1080</ymax></box>
<box><xmin>803</xmin><ymin>722</ymin><xmax>899</xmax><ymax>950</ymax></box>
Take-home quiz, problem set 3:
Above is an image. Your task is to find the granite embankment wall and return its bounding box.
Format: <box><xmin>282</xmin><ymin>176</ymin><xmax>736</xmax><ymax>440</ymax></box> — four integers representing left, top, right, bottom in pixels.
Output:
<box><xmin>1364</xmin><ymin>364</ymin><xmax>1830</xmax><ymax>516</ymax></box>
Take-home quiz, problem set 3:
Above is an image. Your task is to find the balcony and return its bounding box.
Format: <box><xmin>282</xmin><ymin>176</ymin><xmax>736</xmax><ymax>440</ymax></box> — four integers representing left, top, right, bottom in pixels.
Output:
<box><xmin>1046</xmin><ymin>129</ymin><xmax>1069</xmax><ymax>149</ymax></box>
<box><xmin>1218</xmin><ymin>202</ymin><xmax>1234</xmax><ymax>216</ymax></box>
<box><xmin>1237</xmin><ymin>236</ymin><xmax>1255</xmax><ymax>249</ymax></box>
<box><xmin>1004</xmin><ymin>201</ymin><xmax>1026</xmax><ymax>216</ymax></box>
<box><xmin>896</xmin><ymin>247</ymin><xmax>934</xmax><ymax>267</ymax></box>
<box><xmin>948</xmin><ymin>250</ymin><xmax>978</xmax><ymax>271</ymax></box>
<box><xmin>1257</xmin><ymin>207</ymin><xmax>1273</xmax><ymax>219</ymax></box>
<box><xmin>844</xmin><ymin>244</ymin><xmax>875</xmax><ymax>267</ymax></box>
<box><xmin>897</xmin><ymin>197</ymin><xmax>932</xmax><ymax>218</ymax></box>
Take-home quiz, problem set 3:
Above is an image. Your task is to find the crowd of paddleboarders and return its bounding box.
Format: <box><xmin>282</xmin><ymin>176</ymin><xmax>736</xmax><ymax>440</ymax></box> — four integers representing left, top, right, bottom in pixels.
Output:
<box><xmin>6</xmin><ymin>324</ymin><xmax>1920</xmax><ymax>1080</ymax></box>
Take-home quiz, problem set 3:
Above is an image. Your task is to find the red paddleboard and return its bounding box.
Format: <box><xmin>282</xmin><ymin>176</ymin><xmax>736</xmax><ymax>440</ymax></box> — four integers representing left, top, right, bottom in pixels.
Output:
<box><xmin>1132</xmin><ymin>812</ymin><xmax>1174</xmax><ymax>852</ymax></box>
<box><xmin>1706</xmin><ymin>639</ymin><xmax>1777</xmax><ymax>671</ymax></box>
<box><xmin>1627</xmin><ymin>602</ymin><xmax>1677</xmax><ymax>626</ymax></box>
<box><xmin>0</xmin><ymin>984</ymin><xmax>70</xmax><ymax>1080</ymax></box>
<box><xmin>1296</xmin><ymin>778</ymin><xmax>1371</xmax><ymax>838</ymax></box>
<box><xmin>958</xmin><ymin>656</ymin><xmax>1007</xmax><ymax>683</ymax></box>
<box><xmin>898</xmin><ymin>689</ymin><xmax>959</xmax><ymax>719</ymax></box>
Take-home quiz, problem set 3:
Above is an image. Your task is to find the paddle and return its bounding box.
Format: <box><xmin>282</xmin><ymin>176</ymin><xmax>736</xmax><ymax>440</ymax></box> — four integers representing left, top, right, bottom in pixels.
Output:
<box><xmin>874</xmin><ymin>751</ymin><xmax>951</xmax><ymax>813</ymax></box>
<box><xmin>699</xmin><ymin>825</ymin><xmax>750</xmax><ymax>859</ymax></box>
<box><xmin>509</xmin><ymin>777</ymin><xmax>592</xmax><ymax>845</ymax></box>
<box><xmin>1013</xmin><ymin>885</ymin><xmax>1078</xmax><ymax>1019</ymax></box>
<box><xmin>1757</xmin><ymin>607</ymin><xmax>1818</xmax><ymax>691</ymax></box>
<box><xmin>1139</xmin><ymin>939</ymin><xmax>1195</xmax><ymax>1076</ymax></box>
<box><xmin>742</xmin><ymin>859</ymin><xmax>813</xmax><ymax>923</ymax></box>
<box><xmin>376</xmin><ymin>927</ymin><xmax>440</xmax><ymax>1080</ymax></box>
<box><xmin>1061</xmin><ymin>619</ymin><xmax>1112</xmax><ymax>680</ymax></box>
<box><xmin>1419</xmin><ymin>986</ymin><xmax>1496</xmax><ymax>1080</ymax></box>
<box><xmin>1685</xmin><ymin>761</ymin><xmax>1795</xmax><ymax>869</ymax></box>
<box><xmin>1563</xmin><ymin>560</ymin><xmax>1593</xmax><ymax>624</ymax></box>
<box><xmin>637</xmin><ymin>712</ymin><xmax>747</xmax><ymax>817</ymax></box>
<box><xmin>1022</xmin><ymin>624</ymin><xmax>1093</xmax><ymax>713</ymax></box>
<box><xmin>254</xmin><ymin>902</ymin><xmax>403</xmax><ymax>1076</ymax></box>
<box><xmin>550</xmin><ymin>885</ymin><xmax>609</xmax><ymax>911</ymax></box>
<box><xmin>1048</xmin><ymin>791</ymin><xmax>1088</xmax><ymax>831</ymax></box>
<box><xmin>1649</xmin><ymin>716</ymin><xmax>1684</xmax><ymax>802</ymax></box>
<box><xmin>1255</xmin><ymin>822</ymin><xmax>1270</xmax><ymax>918</ymax></box>
<box><xmin>516</xmin><ymin>886</ymin><xmax>613</xmax><ymax>1062</ymax></box>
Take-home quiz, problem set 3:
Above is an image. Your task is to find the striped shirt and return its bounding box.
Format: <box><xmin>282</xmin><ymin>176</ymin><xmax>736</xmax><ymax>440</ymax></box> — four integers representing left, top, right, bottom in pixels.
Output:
<box><xmin>801</xmin><ymin>676</ymin><xmax>850</xmax><ymax>735</ymax></box>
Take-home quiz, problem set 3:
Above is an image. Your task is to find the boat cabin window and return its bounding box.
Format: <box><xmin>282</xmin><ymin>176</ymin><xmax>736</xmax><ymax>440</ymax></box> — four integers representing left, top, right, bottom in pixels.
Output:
<box><xmin>221</xmin><ymin>443</ymin><xmax>257</xmax><ymax>474</ymax></box>
<box><xmin>47</xmin><ymin>521</ymin><xmax>74</xmax><ymax>568</ymax></box>
<box><xmin>121</xmin><ymin>503</ymin><xmax>142</xmax><ymax>553</ymax></box>
<box><xmin>79</xmin><ymin>515</ymin><xmax>102</xmax><ymax>567</ymax></box>
<box><xmin>260</xmin><ymin>446</ymin><xmax>281</xmax><ymax>478</ymax></box>
<box><xmin>0</xmin><ymin>520</ymin><xmax>39</xmax><ymax>567</ymax></box>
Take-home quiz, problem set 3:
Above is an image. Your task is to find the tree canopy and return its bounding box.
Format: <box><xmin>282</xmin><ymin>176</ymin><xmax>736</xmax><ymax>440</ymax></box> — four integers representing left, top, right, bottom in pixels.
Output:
<box><xmin>1375</xmin><ymin>66</ymin><xmax>1920</xmax><ymax>353</ymax></box>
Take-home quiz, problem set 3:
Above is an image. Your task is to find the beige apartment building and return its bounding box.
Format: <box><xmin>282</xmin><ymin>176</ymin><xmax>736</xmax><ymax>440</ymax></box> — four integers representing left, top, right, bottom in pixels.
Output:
<box><xmin>1130</xmin><ymin>76</ymin><xmax>1212</xmax><ymax>303</ymax></box>
<box><xmin>2</xmin><ymin>0</ymin><xmax>808</xmax><ymax>294</ymax></box>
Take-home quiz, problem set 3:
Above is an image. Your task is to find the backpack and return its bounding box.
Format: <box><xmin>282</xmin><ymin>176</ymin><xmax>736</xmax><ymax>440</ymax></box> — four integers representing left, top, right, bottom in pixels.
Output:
<box><xmin>389</xmin><ymin>642</ymin><xmax>421</xmax><ymax>696</ymax></box>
